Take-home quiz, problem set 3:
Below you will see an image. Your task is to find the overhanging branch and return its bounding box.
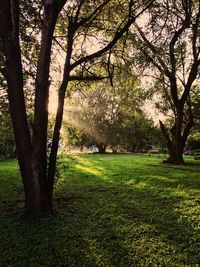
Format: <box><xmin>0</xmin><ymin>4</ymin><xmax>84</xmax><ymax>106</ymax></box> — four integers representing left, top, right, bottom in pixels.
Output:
<box><xmin>69</xmin><ymin>75</ymin><xmax>108</xmax><ymax>81</ymax></box>
<box><xmin>70</xmin><ymin>0</ymin><xmax>155</xmax><ymax>70</ymax></box>
<box><xmin>134</xmin><ymin>22</ymin><xmax>171</xmax><ymax>78</ymax></box>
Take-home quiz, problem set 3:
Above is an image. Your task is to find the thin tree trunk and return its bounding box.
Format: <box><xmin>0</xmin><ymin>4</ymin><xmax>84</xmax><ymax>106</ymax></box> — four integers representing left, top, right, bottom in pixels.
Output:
<box><xmin>130</xmin><ymin>143</ymin><xmax>137</xmax><ymax>153</ymax></box>
<box><xmin>47</xmin><ymin>20</ymin><xmax>75</xmax><ymax>200</ymax></box>
<box><xmin>31</xmin><ymin>2</ymin><xmax>60</xmax><ymax>212</ymax></box>
<box><xmin>97</xmin><ymin>142</ymin><xmax>107</xmax><ymax>154</ymax></box>
<box><xmin>48</xmin><ymin>87</ymin><xmax>67</xmax><ymax>200</ymax></box>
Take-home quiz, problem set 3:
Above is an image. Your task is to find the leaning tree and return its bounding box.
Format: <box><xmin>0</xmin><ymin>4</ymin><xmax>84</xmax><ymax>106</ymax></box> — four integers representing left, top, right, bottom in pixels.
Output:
<box><xmin>0</xmin><ymin>0</ymin><xmax>154</xmax><ymax>215</ymax></box>
<box><xmin>132</xmin><ymin>0</ymin><xmax>200</xmax><ymax>164</ymax></box>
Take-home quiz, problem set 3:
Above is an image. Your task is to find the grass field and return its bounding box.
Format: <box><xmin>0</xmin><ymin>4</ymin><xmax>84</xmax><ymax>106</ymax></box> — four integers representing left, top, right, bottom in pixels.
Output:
<box><xmin>0</xmin><ymin>153</ymin><xmax>200</xmax><ymax>266</ymax></box>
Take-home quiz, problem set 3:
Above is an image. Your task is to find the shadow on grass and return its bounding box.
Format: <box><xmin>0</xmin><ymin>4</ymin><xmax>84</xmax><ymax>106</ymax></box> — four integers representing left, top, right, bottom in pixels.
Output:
<box><xmin>0</xmin><ymin>155</ymin><xmax>200</xmax><ymax>266</ymax></box>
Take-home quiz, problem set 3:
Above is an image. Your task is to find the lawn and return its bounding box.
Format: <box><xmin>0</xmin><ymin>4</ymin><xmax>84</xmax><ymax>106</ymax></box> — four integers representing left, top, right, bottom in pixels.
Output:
<box><xmin>0</xmin><ymin>153</ymin><xmax>200</xmax><ymax>266</ymax></box>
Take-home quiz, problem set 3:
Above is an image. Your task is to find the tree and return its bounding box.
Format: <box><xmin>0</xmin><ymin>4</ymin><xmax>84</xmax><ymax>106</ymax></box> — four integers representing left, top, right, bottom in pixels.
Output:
<box><xmin>186</xmin><ymin>131</ymin><xmax>200</xmax><ymax>150</ymax></box>
<box><xmin>64</xmin><ymin>84</ymin><xmax>120</xmax><ymax>153</ymax></box>
<box><xmin>118</xmin><ymin>113</ymin><xmax>158</xmax><ymax>152</ymax></box>
<box><xmin>132</xmin><ymin>0</ymin><xmax>200</xmax><ymax>164</ymax></box>
<box><xmin>0</xmin><ymin>0</ymin><xmax>154</xmax><ymax>215</ymax></box>
<box><xmin>64</xmin><ymin>73</ymin><xmax>157</xmax><ymax>153</ymax></box>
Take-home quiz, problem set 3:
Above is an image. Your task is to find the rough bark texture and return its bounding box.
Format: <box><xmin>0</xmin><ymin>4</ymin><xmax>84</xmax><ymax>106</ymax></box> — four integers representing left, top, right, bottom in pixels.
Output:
<box><xmin>30</xmin><ymin>1</ymin><xmax>60</xmax><ymax>214</ymax></box>
<box><xmin>0</xmin><ymin>0</ymin><xmax>12</xmax><ymax>37</ymax></box>
<box><xmin>1</xmin><ymin>0</ymin><xmax>60</xmax><ymax>215</ymax></box>
<box><xmin>160</xmin><ymin>112</ymin><xmax>192</xmax><ymax>165</ymax></box>
<box><xmin>1</xmin><ymin>0</ymin><xmax>50</xmax><ymax>214</ymax></box>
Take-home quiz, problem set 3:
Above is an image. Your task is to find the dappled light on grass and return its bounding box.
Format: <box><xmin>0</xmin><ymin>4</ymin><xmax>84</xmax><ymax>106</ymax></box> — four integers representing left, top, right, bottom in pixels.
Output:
<box><xmin>0</xmin><ymin>154</ymin><xmax>200</xmax><ymax>266</ymax></box>
<box><xmin>76</xmin><ymin>164</ymin><xmax>101</xmax><ymax>176</ymax></box>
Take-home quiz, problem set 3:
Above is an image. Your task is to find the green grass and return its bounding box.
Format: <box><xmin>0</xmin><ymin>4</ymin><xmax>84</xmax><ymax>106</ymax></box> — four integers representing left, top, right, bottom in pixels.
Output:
<box><xmin>0</xmin><ymin>154</ymin><xmax>200</xmax><ymax>266</ymax></box>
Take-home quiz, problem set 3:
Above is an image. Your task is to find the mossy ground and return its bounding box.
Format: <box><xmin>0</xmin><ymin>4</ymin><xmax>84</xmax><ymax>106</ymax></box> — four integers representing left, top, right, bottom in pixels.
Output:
<box><xmin>0</xmin><ymin>154</ymin><xmax>200</xmax><ymax>266</ymax></box>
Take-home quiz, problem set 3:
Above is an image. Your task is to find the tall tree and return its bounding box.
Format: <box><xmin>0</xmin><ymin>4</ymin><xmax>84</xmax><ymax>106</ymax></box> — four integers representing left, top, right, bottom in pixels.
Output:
<box><xmin>64</xmin><ymin>72</ymin><xmax>154</xmax><ymax>153</ymax></box>
<box><xmin>132</xmin><ymin>0</ymin><xmax>200</xmax><ymax>164</ymax></box>
<box><xmin>0</xmin><ymin>0</ymin><xmax>154</xmax><ymax>215</ymax></box>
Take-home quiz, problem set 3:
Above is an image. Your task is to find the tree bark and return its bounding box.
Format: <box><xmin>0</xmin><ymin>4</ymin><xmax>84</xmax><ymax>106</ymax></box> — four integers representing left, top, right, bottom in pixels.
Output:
<box><xmin>160</xmin><ymin>116</ymin><xmax>192</xmax><ymax>165</ymax></box>
<box><xmin>0</xmin><ymin>0</ymin><xmax>12</xmax><ymax>37</ymax></box>
<box><xmin>31</xmin><ymin>1</ymin><xmax>61</xmax><ymax>212</ymax></box>
<box><xmin>1</xmin><ymin>0</ymin><xmax>52</xmax><ymax>215</ymax></box>
<box><xmin>164</xmin><ymin>139</ymin><xmax>184</xmax><ymax>165</ymax></box>
<box><xmin>47</xmin><ymin>19</ymin><xmax>75</xmax><ymax>200</ymax></box>
<box><xmin>48</xmin><ymin>87</ymin><xmax>67</xmax><ymax>200</ymax></box>
<box><xmin>1</xmin><ymin>0</ymin><xmax>64</xmax><ymax>215</ymax></box>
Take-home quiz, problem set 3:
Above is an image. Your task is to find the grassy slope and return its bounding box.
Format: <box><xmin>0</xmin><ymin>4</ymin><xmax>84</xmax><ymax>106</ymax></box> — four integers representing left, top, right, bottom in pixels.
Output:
<box><xmin>0</xmin><ymin>154</ymin><xmax>200</xmax><ymax>266</ymax></box>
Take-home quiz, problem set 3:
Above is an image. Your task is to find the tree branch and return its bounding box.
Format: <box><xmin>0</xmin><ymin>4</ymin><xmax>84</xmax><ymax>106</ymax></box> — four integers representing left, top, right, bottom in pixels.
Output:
<box><xmin>77</xmin><ymin>0</ymin><xmax>110</xmax><ymax>26</ymax></box>
<box><xmin>169</xmin><ymin>1</ymin><xmax>191</xmax><ymax>76</ymax></box>
<box><xmin>134</xmin><ymin>22</ymin><xmax>171</xmax><ymax>78</ymax></box>
<box><xmin>69</xmin><ymin>74</ymin><xmax>108</xmax><ymax>81</ymax></box>
<box><xmin>70</xmin><ymin>0</ymin><xmax>155</xmax><ymax>70</ymax></box>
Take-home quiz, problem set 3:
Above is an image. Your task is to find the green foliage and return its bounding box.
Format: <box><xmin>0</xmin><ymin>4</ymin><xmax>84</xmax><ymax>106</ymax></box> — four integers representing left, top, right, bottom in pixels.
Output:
<box><xmin>66</xmin><ymin>126</ymin><xmax>93</xmax><ymax>148</ymax></box>
<box><xmin>64</xmin><ymin>76</ymin><xmax>161</xmax><ymax>152</ymax></box>
<box><xmin>0</xmin><ymin>0</ymin><xmax>39</xmax><ymax>158</ymax></box>
<box><xmin>187</xmin><ymin>131</ymin><xmax>200</xmax><ymax>149</ymax></box>
<box><xmin>1</xmin><ymin>154</ymin><xmax>200</xmax><ymax>266</ymax></box>
<box><xmin>0</xmin><ymin>88</ymin><xmax>15</xmax><ymax>158</ymax></box>
<box><xmin>131</xmin><ymin>0</ymin><xmax>200</xmax><ymax>157</ymax></box>
<box><xmin>117</xmin><ymin>112</ymin><xmax>159</xmax><ymax>152</ymax></box>
<box><xmin>0</xmin><ymin>118</ymin><xmax>15</xmax><ymax>158</ymax></box>
<box><xmin>191</xmin><ymin>86</ymin><xmax>200</xmax><ymax>129</ymax></box>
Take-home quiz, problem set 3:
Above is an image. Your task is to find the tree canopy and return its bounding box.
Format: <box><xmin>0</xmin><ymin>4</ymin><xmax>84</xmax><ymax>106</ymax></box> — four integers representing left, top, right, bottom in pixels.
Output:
<box><xmin>0</xmin><ymin>0</ymin><xmax>155</xmax><ymax>215</ymax></box>
<box><xmin>129</xmin><ymin>0</ymin><xmax>200</xmax><ymax>164</ymax></box>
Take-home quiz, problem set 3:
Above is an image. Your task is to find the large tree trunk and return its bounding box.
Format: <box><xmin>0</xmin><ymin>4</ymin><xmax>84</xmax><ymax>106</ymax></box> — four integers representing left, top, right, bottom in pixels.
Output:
<box><xmin>159</xmin><ymin>93</ymin><xmax>195</xmax><ymax>164</ymax></box>
<box><xmin>1</xmin><ymin>0</ymin><xmax>60</xmax><ymax>215</ymax></box>
<box><xmin>29</xmin><ymin>1</ymin><xmax>67</xmax><ymax>215</ymax></box>
<box><xmin>164</xmin><ymin>137</ymin><xmax>184</xmax><ymax>164</ymax></box>
<box><xmin>1</xmin><ymin>0</ymin><xmax>43</xmax><ymax>214</ymax></box>
<box><xmin>160</xmin><ymin>114</ymin><xmax>192</xmax><ymax>165</ymax></box>
<box><xmin>23</xmin><ymin>163</ymin><xmax>52</xmax><ymax>215</ymax></box>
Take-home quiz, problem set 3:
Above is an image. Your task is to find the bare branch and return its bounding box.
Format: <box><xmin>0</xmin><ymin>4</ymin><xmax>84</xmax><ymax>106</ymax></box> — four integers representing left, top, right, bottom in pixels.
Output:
<box><xmin>70</xmin><ymin>0</ymin><xmax>155</xmax><ymax>70</ymax></box>
<box><xmin>74</xmin><ymin>0</ymin><xmax>86</xmax><ymax>22</ymax></box>
<box><xmin>77</xmin><ymin>0</ymin><xmax>110</xmax><ymax>26</ymax></box>
<box><xmin>169</xmin><ymin>1</ymin><xmax>191</xmax><ymax>76</ymax></box>
<box><xmin>134</xmin><ymin>22</ymin><xmax>171</xmax><ymax>78</ymax></box>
